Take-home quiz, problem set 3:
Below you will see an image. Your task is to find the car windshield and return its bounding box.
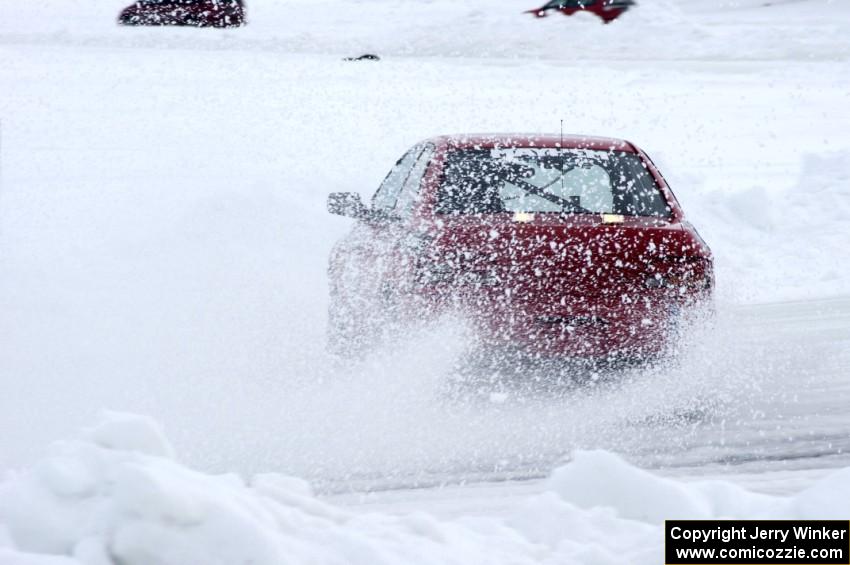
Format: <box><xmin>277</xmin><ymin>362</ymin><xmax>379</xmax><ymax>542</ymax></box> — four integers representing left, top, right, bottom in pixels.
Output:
<box><xmin>435</xmin><ymin>147</ymin><xmax>671</xmax><ymax>217</ymax></box>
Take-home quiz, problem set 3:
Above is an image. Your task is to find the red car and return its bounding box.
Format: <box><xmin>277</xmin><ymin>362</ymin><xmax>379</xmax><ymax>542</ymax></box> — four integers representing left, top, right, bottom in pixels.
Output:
<box><xmin>527</xmin><ymin>0</ymin><xmax>635</xmax><ymax>23</ymax></box>
<box><xmin>118</xmin><ymin>0</ymin><xmax>246</xmax><ymax>28</ymax></box>
<box><xmin>327</xmin><ymin>134</ymin><xmax>712</xmax><ymax>364</ymax></box>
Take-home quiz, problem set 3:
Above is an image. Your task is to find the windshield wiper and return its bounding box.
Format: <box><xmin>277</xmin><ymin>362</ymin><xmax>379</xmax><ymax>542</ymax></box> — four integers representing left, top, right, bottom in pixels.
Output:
<box><xmin>511</xmin><ymin>177</ymin><xmax>592</xmax><ymax>214</ymax></box>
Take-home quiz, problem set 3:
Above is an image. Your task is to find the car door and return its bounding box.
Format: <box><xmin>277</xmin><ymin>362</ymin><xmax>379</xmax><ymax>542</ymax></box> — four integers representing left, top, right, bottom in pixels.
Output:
<box><xmin>329</xmin><ymin>146</ymin><xmax>425</xmax><ymax>323</ymax></box>
<box><xmin>170</xmin><ymin>0</ymin><xmax>194</xmax><ymax>24</ymax></box>
<box><xmin>379</xmin><ymin>144</ymin><xmax>437</xmax><ymax>304</ymax></box>
<box><xmin>194</xmin><ymin>0</ymin><xmax>225</xmax><ymax>26</ymax></box>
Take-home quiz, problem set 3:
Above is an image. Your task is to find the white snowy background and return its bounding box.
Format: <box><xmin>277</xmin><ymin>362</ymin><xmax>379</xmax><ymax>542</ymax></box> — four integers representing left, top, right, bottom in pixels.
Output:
<box><xmin>0</xmin><ymin>0</ymin><xmax>849</xmax><ymax>563</ymax></box>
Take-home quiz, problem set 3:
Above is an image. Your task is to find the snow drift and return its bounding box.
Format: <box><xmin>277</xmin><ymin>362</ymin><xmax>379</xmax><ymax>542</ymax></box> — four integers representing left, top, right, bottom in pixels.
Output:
<box><xmin>1</xmin><ymin>414</ymin><xmax>849</xmax><ymax>565</ymax></box>
<box><xmin>685</xmin><ymin>151</ymin><xmax>850</xmax><ymax>302</ymax></box>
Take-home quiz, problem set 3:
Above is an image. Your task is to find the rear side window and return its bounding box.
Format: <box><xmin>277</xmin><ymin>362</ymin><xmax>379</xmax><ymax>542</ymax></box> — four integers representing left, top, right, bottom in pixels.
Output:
<box><xmin>543</xmin><ymin>0</ymin><xmax>599</xmax><ymax>8</ymax></box>
<box><xmin>141</xmin><ymin>0</ymin><xmax>242</xmax><ymax>4</ymax></box>
<box><xmin>395</xmin><ymin>144</ymin><xmax>436</xmax><ymax>217</ymax></box>
<box><xmin>435</xmin><ymin>147</ymin><xmax>671</xmax><ymax>218</ymax></box>
<box><xmin>372</xmin><ymin>147</ymin><xmax>421</xmax><ymax>212</ymax></box>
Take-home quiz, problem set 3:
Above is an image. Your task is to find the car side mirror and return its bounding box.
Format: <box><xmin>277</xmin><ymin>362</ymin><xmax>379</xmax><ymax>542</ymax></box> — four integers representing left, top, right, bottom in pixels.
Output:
<box><xmin>327</xmin><ymin>192</ymin><xmax>369</xmax><ymax>219</ymax></box>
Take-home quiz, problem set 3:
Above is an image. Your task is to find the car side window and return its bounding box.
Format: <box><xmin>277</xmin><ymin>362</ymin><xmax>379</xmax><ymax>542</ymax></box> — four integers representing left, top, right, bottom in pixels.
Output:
<box><xmin>372</xmin><ymin>148</ymin><xmax>421</xmax><ymax>212</ymax></box>
<box><xmin>544</xmin><ymin>0</ymin><xmax>597</xmax><ymax>8</ymax></box>
<box><xmin>394</xmin><ymin>144</ymin><xmax>436</xmax><ymax>217</ymax></box>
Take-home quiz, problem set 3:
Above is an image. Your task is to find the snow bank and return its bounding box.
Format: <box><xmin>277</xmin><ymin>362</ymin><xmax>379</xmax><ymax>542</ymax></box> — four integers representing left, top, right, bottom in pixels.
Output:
<box><xmin>686</xmin><ymin>152</ymin><xmax>850</xmax><ymax>302</ymax></box>
<box><xmin>0</xmin><ymin>413</ymin><xmax>539</xmax><ymax>564</ymax></box>
<box><xmin>2</xmin><ymin>415</ymin><xmax>850</xmax><ymax>565</ymax></box>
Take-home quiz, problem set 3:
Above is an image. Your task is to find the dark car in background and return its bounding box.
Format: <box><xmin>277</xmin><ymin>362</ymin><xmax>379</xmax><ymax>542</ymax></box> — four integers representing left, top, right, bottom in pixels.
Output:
<box><xmin>527</xmin><ymin>0</ymin><xmax>635</xmax><ymax>23</ymax></box>
<box><xmin>118</xmin><ymin>0</ymin><xmax>246</xmax><ymax>28</ymax></box>
<box><xmin>326</xmin><ymin>134</ymin><xmax>713</xmax><ymax>365</ymax></box>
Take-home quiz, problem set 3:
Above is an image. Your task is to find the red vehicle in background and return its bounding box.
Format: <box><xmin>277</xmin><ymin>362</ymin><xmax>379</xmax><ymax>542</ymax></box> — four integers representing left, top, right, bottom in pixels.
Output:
<box><xmin>527</xmin><ymin>0</ymin><xmax>636</xmax><ymax>23</ymax></box>
<box><xmin>118</xmin><ymin>0</ymin><xmax>245</xmax><ymax>28</ymax></box>
<box><xmin>327</xmin><ymin>134</ymin><xmax>712</xmax><ymax>366</ymax></box>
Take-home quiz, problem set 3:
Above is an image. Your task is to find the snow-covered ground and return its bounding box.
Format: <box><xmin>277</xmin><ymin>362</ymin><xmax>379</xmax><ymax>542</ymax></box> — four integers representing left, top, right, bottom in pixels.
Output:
<box><xmin>1</xmin><ymin>0</ymin><xmax>849</xmax><ymax>563</ymax></box>
<box><xmin>1</xmin><ymin>413</ymin><xmax>849</xmax><ymax>565</ymax></box>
